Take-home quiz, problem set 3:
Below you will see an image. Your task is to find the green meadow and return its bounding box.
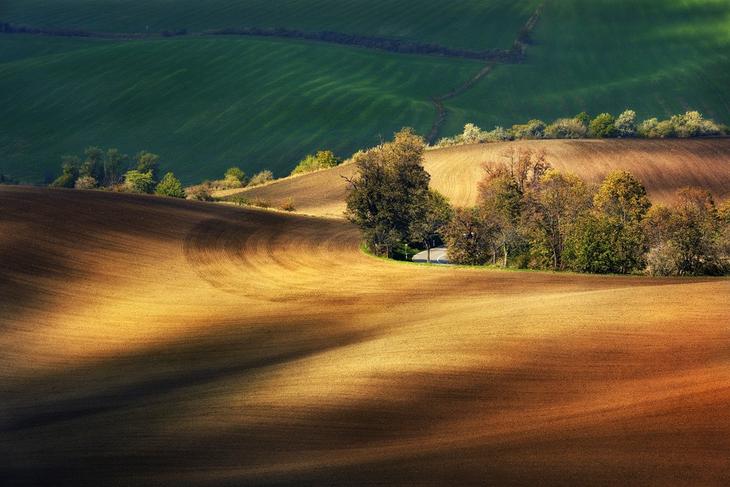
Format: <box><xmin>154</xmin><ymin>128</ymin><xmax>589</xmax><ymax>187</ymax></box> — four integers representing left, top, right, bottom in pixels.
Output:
<box><xmin>0</xmin><ymin>0</ymin><xmax>539</xmax><ymax>49</ymax></box>
<box><xmin>445</xmin><ymin>0</ymin><xmax>730</xmax><ymax>133</ymax></box>
<box><xmin>1</xmin><ymin>0</ymin><xmax>729</xmax><ymax>184</ymax></box>
<box><xmin>0</xmin><ymin>36</ymin><xmax>480</xmax><ymax>183</ymax></box>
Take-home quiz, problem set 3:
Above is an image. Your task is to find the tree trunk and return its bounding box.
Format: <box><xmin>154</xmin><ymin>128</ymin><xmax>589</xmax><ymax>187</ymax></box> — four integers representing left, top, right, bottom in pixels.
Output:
<box><xmin>426</xmin><ymin>243</ymin><xmax>431</xmax><ymax>263</ymax></box>
<box><xmin>502</xmin><ymin>243</ymin><xmax>508</xmax><ymax>267</ymax></box>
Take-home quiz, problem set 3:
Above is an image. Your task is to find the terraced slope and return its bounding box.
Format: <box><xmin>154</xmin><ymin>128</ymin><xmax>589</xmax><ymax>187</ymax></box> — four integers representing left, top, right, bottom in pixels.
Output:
<box><xmin>0</xmin><ymin>0</ymin><xmax>539</xmax><ymax>50</ymax></box>
<box><xmin>221</xmin><ymin>139</ymin><xmax>730</xmax><ymax>217</ymax></box>
<box><xmin>1</xmin><ymin>186</ymin><xmax>729</xmax><ymax>485</ymax></box>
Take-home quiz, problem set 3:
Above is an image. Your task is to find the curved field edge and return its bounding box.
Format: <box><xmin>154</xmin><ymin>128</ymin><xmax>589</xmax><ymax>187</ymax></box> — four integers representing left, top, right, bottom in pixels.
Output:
<box><xmin>220</xmin><ymin>139</ymin><xmax>730</xmax><ymax>218</ymax></box>
<box><xmin>1</xmin><ymin>185</ymin><xmax>729</xmax><ymax>485</ymax></box>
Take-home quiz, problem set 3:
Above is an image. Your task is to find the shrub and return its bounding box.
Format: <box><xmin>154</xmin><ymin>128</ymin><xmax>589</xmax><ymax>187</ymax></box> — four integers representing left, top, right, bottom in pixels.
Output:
<box><xmin>291</xmin><ymin>150</ymin><xmax>341</xmax><ymax>176</ymax></box>
<box><xmin>50</xmin><ymin>155</ymin><xmax>81</xmax><ymax>188</ymax></box>
<box><xmin>484</xmin><ymin>126</ymin><xmax>512</xmax><ymax>142</ymax></box>
<box><xmin>461</xmin><ymin>123</ymin><xmax>487</xmax><ymax>144</ymax></box>
<box><xmin>575</xmin><ymin>112</ymin><xmax>590</xmax><ymax>127</ymax></box>
<box><xmin>614</xmin><ymin>109</ymin><xmax>638</xmax><ymax>137</ymax></box>
<box><xmin>155</xmin><ymin>172</ymin><xmax>186</xmax><ymax>198</ymax></box>
<box><xmin>251</xmin><ymin>198</ymin><xmax>271</xmax><ymax>208</ymax></box>
<box><xmin>135</xmin><ymin>151</ymin><xmax>161</xmax><ymax>180</ymax></box>
<box><xmin>671</xmin><ymin>111</ymin><xmax>724</xmax><ymax>137</ymax></box>
<box><xmin>589</xmin><ymin>113</ymin><xmax>617</xmax><ymax>138</ymax></box>
<box><xmin>224</xmin><ymin>166</ymin><xmax>247</xmax><ymax>186</ymax></box>
<box><xmin>435</xmin><ymin>135</ymin><xmax>462</xmax><ymax>148</ymax></box>
<box><xmin>511</xmin><ymin>119</ymin><xmax>546</xmax><ymax>139</ymax></box>
<box><xmin>645</xmin><ymin>242</ymin><xmax>679</xmax><ymax>276</ymax></box>
<box><xmin>50</xmin><ymin>172</ymin><xmax>77</xmax><ymax>188</ymax></box>
<box><xmin>186</xmin><ymin>184</ymin><xmax>213</xmax><ymax>201</ymax></box>
<box><xmin>279</xmin><ymin>198</ymin><xmax>296</xmax><ymax>212</ymax></box>
<box><xmin>229</xmin><ymin>195</ymin><xmax>250</xmax><ymax>206</ymax></box>
<box><xmin>124</xmin><ymin>170</ymin><xmax>155</xmax><ymax>193</ymax></box>
<box><xmin>248</xmin><ymin>170</ymin><xmax>274</xmax><ymax>186</ymax></box>
<box><xmin>545</xmin><ymin>118</ymin><xmax>587</xmax><ymax>139</ymax></box>
<box><xmin>74</xmin><ymin>176</ymin><xmax>97</xmax><ymax>189</ymax></box>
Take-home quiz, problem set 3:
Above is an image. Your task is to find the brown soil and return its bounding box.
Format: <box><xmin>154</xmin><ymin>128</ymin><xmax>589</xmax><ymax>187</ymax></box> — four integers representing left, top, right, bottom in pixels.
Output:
<box><xmin>1</xmin><ymin>185</ymin><xmax>729</xmax><ymax>485</ymax></box>
<box><xmin>221</xmin><ymin>138</ymin><xmax>730</xmax><ymax>218</ymax></box>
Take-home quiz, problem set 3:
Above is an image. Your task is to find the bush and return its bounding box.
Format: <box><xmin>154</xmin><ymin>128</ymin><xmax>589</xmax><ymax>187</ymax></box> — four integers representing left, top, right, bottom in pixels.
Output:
<box><xmin>511</xmin><ymin>119</ymin><xmax>546</xmax><ymax>139</ymax></box>
<box><xmin>50</xmin><ymin>172</ymin><xmax>76</xmax><ymax>188</ymax></box>
<box><xmin>614</xmin><ymin>109</ymin><xmax>637</xmax><ymax>137</ymax></box>
<box><xmin>224</xmin><ymin>166</ymin><xmax>247</xmax><ymax>186</ymax></box>
<box><xmin>248</xmin><ymin>170</ymin><xmax>274</xmax><ymax>186</ymax></box>
<box><xmin>645</xmin><ymin>242</ymin><xmax>679</xmax><ymax>276</ymax></box>
<box><xmin>229</xmin><ymin>195</ymin><xmax>250</xmax><ymax>206</ymax></box>
<box><xmin>485</xmin><ymin>126</ymin><xmax>512</xmax><ymax>142</ymax></box>
<box><xmin>461</xmin><ymin>123</ymin><xmax>487</xmax><ymax>144</ymax></box>
<box><xmin>124</xmin><ymin>170</ymin><xmax>155</xmax><ymax>193</ymax></box>
<box><xmin>135</xmin><ymin>151</ymin><xmax>161</xmax><ymax>180</ymax></box>
<box><xmin>637</xmin><ymin>118</ymin><xmax>677</xmax><ymax>138</ymax></box>
<box><xmin>155</xmin><ymin>172</ymin><xmax>186</xmax><ymax>198</ymax></box>
<box><xmin>291</xmin><ymin>150</ymin><xmax>341</xmax><ymax>176</ymax></box>
<box><xmin>589</xmin><ymin>113</ymin><xmax>617</xmax><ymax>138</ymax></box>
<box><xmin>74</xmin><ymin>176</ymin><xmax>97</xmax><ymax>189</ymax></box>
<box><xmin>671</xmin><ymin>111</ymin><xmax>724</xmax><ymax>137</ymax></box>
<box><xmin>545</xmin><ymin>118</ymin><xmax>587</xmax><ymax>139</ymax></box>
<box><xmin>279</xmin><ymin>197</ymin><xmax>296</xmax><ymax>212</ymax></box>
<box><xmin>186</xmin><ymin>184</ymin><xmax>213</xmax><ymax>201</ymax></box>
<box><xmin>251</xmin><ymin>198</ymin><xmax>271</xmax><ymax>208</ymax></box>
<box><xmin>50</xmin><ymin>155</ymin><xmax>81</xmax><ymax>188</ymax></box>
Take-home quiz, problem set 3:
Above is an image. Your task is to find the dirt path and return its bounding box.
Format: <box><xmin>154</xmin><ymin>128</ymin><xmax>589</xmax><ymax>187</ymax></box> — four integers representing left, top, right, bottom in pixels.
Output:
<box><xmin>427</xmin><ymin>2</ymin><xmax>545</xmax><ymax>143</ymax></box>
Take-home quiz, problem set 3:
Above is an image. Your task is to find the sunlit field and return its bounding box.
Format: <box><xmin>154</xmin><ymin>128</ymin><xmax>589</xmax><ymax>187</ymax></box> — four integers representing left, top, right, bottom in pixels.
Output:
<box><xmin>2</xmin><ymin>185</ymin><xmax>729</xmax><ymax>485</ymax></box>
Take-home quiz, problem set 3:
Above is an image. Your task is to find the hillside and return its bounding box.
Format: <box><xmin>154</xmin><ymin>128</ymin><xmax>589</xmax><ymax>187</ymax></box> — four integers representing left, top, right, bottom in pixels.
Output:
<box><xmin>0</xmin><ymin>0</ymin><xmax>538</xmax><ymax>49</ymax></box>
<box><xmin>2</xmin><ymin>185</ymin><xmax>729</xmax><ymax>485</ymax></box>
<box><xmin>221</xmin><ymin>139</ymin><xmax>730</xmax><ymax>218</ymax></box>
<box><xmin>0</xmin><ymin>35</ymin><xmax>479</xmax><ymax>184</ymax></box>
<box><xmin>2</xmin><ymin>0</ymin><xmax>729</xmax><ymax>184</ymax></box>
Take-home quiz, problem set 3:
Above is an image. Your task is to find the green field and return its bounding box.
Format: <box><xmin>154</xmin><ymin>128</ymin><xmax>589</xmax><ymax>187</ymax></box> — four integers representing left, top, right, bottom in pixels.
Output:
<box><xmin>1</xmin><ymin>0</ymin><xmax>729</xmax><ymax>184</ymax></box>
<box><xmin>444</xmin><ymin>0</ymin><xmax>730</xmax><ymax>134</ymax></box>
<box><xmin>0</xmin><ymin>0</ymin><xmax>539</xmax><ymax>50</ymax></box>
<box><xmin>0</xmin><ymin>35</ymin><xmax>480</xmax><ymax>183</ymax></box>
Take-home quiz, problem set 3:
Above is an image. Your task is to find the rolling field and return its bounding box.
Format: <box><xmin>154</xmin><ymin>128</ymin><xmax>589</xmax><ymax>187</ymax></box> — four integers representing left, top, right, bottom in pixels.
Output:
<box><xmin>0</xmin><ymin>35</ymin><xmax>480</xmax><ymax>184</ymax></box>
<box><xmin>444</xmin><ymin>0</ymin><xmax>730</xmax><ymax>134</ymax></box>
<box><xmin>0</xmin><ymin>0</ymin><xmax>539</xmax><ymax>49</ymax></box>
<box><xmin>221</xmin><ymin>139</ymin><xmax>730</xmax><ymax>218</ymax></box>
<box><xmin>1</xmin><ymin>1</ymin><xmax>729</xmax><ymax>185</ymax></box>
<box><xmin>2</xmin><ymin>185</ymin><xmax>729</xmax><ymax>485</ymax></box>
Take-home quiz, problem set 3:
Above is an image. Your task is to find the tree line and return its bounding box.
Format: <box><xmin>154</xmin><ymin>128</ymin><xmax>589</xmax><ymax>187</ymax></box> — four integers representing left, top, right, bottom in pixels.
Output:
<box><xmin>436</xmin><ymin>110</ymin><xmax>727</xmax><ymax>148</ymax></box>
<box><xmin>48</xmin><ymin>147</ymin><xmax>186</xmax><ymax>198</ymax></box>
<box><xmin>346</xmin><ymin>130</ymin><xmax>730</xmax><ymax>276</ymax></box>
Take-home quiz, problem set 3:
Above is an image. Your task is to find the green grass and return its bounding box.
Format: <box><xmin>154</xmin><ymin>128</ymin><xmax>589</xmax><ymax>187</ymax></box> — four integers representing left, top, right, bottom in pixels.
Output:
<box><xmin>0</xmin><ymin>0</ymin><xmax>540</xmax><ymax>50</ymax></box>
<box><xmin>0</xmin><ymin>35</ymin><xmax>481</xmax><ymax>183</ymax></box>
<box><xmin>443</xmin><ymin>0</ymin><xmax>730</xmax><ymax>134</ymax></box>
<box><xmin>2</xmin><ymin>0</ymin><xmax>730</xmax><ymax>185</ymax></box>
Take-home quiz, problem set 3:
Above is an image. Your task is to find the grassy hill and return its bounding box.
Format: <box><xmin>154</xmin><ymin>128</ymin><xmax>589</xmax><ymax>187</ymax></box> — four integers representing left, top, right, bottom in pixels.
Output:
<box><xmin>2</xmin><ymin>185</ymin><xmax>730</xmax><ymax>484</ymax></box>
<box><xmin>1</xmin><ymin>0</ymin><xmax>729</xmax><ymax>185</ymax></box>
<box><xmin>220</xmin><ymin>139</ymin><xmax>730</xmax><ymax>217</ymax></box>
<box><xmin>0</xmin><ymin>35</ymin><xmax>480</xmax><ymax>184</ymax></box>
<box><xmin>444</xmin><ymin>0</ymin><xmax>730</xmax><ymax>134</ymax></box>
<box><xmin>0</xmin><ymin>0</ymin><xmax>538</xmax><ymax>49</ymax></box>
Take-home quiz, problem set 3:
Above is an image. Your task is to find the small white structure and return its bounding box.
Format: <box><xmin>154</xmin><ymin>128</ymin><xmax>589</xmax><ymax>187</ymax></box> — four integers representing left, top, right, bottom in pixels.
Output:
<box><xmin>411</xmin><ymin>247</ymin><xmax>449</xmax><ymax>264</ymax></box>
